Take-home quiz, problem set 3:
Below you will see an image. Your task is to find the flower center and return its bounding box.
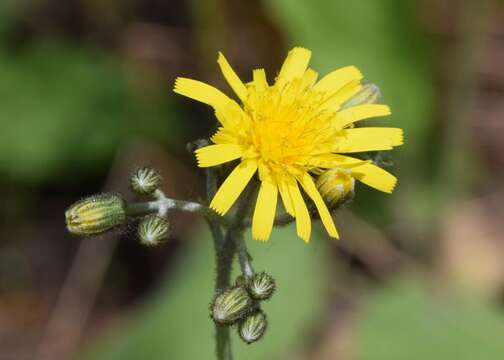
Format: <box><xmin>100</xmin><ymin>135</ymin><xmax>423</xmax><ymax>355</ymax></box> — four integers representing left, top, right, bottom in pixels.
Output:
<box><xmin>243</xmin><ymin>81</ymin><xmax>336</xmax><ymax>173</ymax></box>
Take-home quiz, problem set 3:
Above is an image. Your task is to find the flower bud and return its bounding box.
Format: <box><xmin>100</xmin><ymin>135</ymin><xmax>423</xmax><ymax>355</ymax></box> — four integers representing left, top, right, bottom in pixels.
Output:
<box><xmin>341</xmin><ymin>82</ymin><xmax>382</xmax><ymax>110</ymax></box>
<box><xmin>130</xmin><ymin>167</ymin><xmax>162</xmax><ymax>195</ymax></box>
<box><xmin>138</xmin><ymin>215</ymin><xmax>170</xmax><ymax>246</ymax></box>
<box><xmin>248</xmin><ymin>272</ymin><xmax>276</xmax><ymax>301</ymax></box>
<box><xmin>65</xmin><ymin>194</ymin><xmax>127</xmax><ymax>236</ymax></box>
<box><xmin>316</xmin><ymin>168</ymin><xmax>355</xmax><ymax>209</ymax></box>
<box><xmin>238</xmin><ymin>311</ymin><xmax>268</xmax><ymax>344</ymax></box>
<box><xmin>211</xmin><ymin>286</ymin><xmax>253</xmax><ymax>325</ymax></box>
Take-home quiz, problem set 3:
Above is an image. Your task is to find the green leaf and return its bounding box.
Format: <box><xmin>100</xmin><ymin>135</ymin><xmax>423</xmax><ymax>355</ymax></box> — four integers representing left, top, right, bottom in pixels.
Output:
<box><xmin>83</xmin><ymin>223</ymin><xmax>331</xmax><ymax>359</ymax></box>
<box><xmin>357</xmin><ymin>279</ymin><xmax>504</xmax><ymax>359</ymax></box>
<box><xmin>0</xmin><ymin>43</ymin><xmax>180</xmax><ymax>184</ymax></box>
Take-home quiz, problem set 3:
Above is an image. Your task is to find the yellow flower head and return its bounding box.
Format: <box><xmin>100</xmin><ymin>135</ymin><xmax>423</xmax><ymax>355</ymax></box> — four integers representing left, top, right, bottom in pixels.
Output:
<box><xmin>174</xmin><ymin>47</ymin><xmax>403</xmax><ymax>242</ymax></box>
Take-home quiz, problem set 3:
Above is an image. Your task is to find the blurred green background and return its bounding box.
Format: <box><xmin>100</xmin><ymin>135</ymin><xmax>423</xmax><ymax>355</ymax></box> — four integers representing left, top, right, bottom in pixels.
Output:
<box><xmin>1</xmin><ymin>0</ymin><xmax>504</xmax><ymax>359</ymax></box>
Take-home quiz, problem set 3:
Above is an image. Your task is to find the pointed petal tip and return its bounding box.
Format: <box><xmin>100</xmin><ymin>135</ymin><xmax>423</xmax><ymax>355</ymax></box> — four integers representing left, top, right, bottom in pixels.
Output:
<box><xmin>397</xmin><ymin>129</ymin><xmax>405</xmax><ymax>146</ymax></box>
<box><xmin>377</xmin><ymin>176</ymin><xmax>397</xmax><ymax>194</ymax></box>
<box><xmin>173</xmin><ymin>77</ymin><xmax>193</xmax><ymax>95</ymax></box>
<box><xmin>173</xmin><ymin>77</ymin><xmax>182</xmax><ymax>92</ymax></box>
<box><xmin>330</xmin><ymin>231</ymin><xmax>341</xmax><ymax>240</ymax></box>
<box><xmin>387</xmin><ymin>178</ymin><xmax>398</xmax><ymax>193</ymax></box>
<box><xmin>252</xmin><ymin>234</ymin><xmax>269</xmax><ymax>242</ymax></box>
<box><xmin>209</xmin><ymin>203</ymin><xmax>225</xmax><ymax>216</ymax></box>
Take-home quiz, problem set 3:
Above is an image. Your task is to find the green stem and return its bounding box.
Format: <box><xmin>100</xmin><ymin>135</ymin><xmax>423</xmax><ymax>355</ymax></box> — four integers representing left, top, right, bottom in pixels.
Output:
<box><xmin>235</xmin><ymin>233</ymin><xmax>254</xmax><ymax>278</ymax></box>
<box><xmin>206</xmin><ymin>167</ymin><xmax>233</xmax><ymax>360</ymax></box>
<box><xmin>242</xmin><ymin>212</ymin><xmax>295</xmax><ymax>228</ymax></box>
<box><xmin>213</xmin><ymin>185</ymin><xmax>256</xmax><ymax>360</ymax></box>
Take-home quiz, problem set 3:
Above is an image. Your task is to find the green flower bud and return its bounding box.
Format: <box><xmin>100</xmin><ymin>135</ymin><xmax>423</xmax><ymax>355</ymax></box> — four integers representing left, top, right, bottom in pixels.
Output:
<box><xmin>130</xmin><ymin>167</ymin><xmax>162</xmax><ymax>195</ymax></box>
<box><xmin>238</xmin><ymin>311</ymin><xmax>268</xmax><ymax>344</ymax></box>
<box><xmin>316</xmin><ymin>168</ymin><xmax>355</xmax><ymax>209</ymax></box>
<box><xmin>248</xmin><ymin>272</ymin><xmax>276</xmax><ymax>301</ymax></box>
<box><xmin>341</xmin><ymin>82</ymin><xmax>382</xmax><ymax>110</ymax></box>
<box><xmin>211</xmin><ymin>286</ymin><xmax>253</xmax><ymax>325</ymax></box>
<box><xmin>65</xmin><ymin>194</ymin><xmax>127</xmax><ymax>236</ymax></box>
<box><xmin>138</xmin><ymin>215</ymin><xmax>170</xmax><ymax>246</ymax></box>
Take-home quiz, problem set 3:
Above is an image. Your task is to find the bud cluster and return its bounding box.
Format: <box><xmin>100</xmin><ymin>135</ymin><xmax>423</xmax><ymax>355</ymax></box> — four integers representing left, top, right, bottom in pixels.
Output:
<box><xmin>65</xmin><ymin>167</ymin><xmax>171</xmax><ymax>246</ymax></box>
<box><xmin>211</xmin><ymin>271</ymin><xmax>276</xmax><ymax>344</ymax></box>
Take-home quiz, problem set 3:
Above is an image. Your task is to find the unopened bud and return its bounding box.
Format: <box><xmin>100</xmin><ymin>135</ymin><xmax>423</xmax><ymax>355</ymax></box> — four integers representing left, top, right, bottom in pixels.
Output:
<box><xmin>341</xmin><ymin>82</ymin><xmax>382</xmax><ymax>110</ymax></box>
<box><xmin>316</xmin><ymin>168</ymin><xmax>355</xmax><ymax>209</ymax></box>
<box><xmin>248</xmin><ymin>272</ymin><xmax>276</xmax><ymax>301</ymax></box>
<box><xmin>138</xmin><ymin>215</ymin><xmax>170</xmax><ymax>246</ymax></box>
<box><xmin>65</xmin><ymin>194</ymin><xmax>126</xmax><ymax>236</ymax></box>
<box><xmin>211</xmin><ymin>286</ymin><xmax>253</xmax><ymax>325</ymax></box>
<box><xmin>130</xmin><ymin>167</ymin><xmax>162</xmax><ymax>195</ymax></box>
<box><xmin>238</xmin><ymin>311</ymin><xmax>268</xmax><ymax>344</ymax></box>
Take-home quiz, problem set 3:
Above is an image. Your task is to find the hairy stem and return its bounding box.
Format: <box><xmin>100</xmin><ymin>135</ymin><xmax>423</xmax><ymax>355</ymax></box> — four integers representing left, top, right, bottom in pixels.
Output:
<box><xmin>125</xmin><ymin>198</ymin><xmax>203</xmax><ymax>216</ymax></box>
<box><xmin>125</xmin><ymin>190</ymin><xmax>232</xmax><ymax>227</ymax></box>
<box><xmin>206</xmin><ymin>167</ymin><xmax>233</xmax><ymax>360</ymax></box>
<box><xmin>243</xmin><ymin>212</ymin><xmax>295</xmax><ymax>228</ymax></box>
<box><xmin>235</xmin><ymin>233</ymin><xmax>254</xmax><ymax>278</ymax></box>
<box><xmin>213</xmin><ymin>185</ymin><xmax>255</xmax><ymax>360</ymax></box>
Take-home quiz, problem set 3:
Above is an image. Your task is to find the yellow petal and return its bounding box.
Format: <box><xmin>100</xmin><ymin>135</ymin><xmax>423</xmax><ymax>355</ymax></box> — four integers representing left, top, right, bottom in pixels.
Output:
<box><xmin>276</xmin><ymin>47</ymin><xmax>311</xmax><ymax>88</ymax></box>
<box><xmin>217</xmin><ymin>52</ymin><xmax>247</xmax><ymax>102</ymax></box>
<box><xmin>301</xmin><ymin>68</ymin><xmax>319</xmax><ymax>89</ymax></box>
<box><xmin>313</xmin><ymin>66</ymin><xmax>363</xmax><ymax>95</ymax></box>
<box><xmin>210</xmin><ymin>161</ymin><xmax>257</xmax><ymax>215</ymax></box>
<box><xmin>287</xmin><ymin>180</ymin><xmax>311</xmax><ymax>242</ymax></box>
<box><xmin>278</xmin><ymin>181</ymin><xmax>295</xmax><ymax>216</ymax></box>
<box><xmin>174</xmin><ymin>77</ymin><xmax>228</xmax><ymax>109</ymax></box>
<box><xmin>299</xmin><ymin>173</ymin><xmax>339</xmax><ymax>239</ymax></box>
<box><xmin>174</xmin><ymin>77</ymin><xmax>241</xmax><ymax>128</ymax></box>
<box><xmin>252</xmin><ymin>181</ymin><xmax>278</xmax><ymax>241</ymax></box>
<box><xmin>351</xmin><ymin>162</ymin><xmax>397</xmax><ymax>193</ymax></box>
<box><xmin>211</xmin><ymin>127</ymin><xmax>237</xmax><ymax>144</ymax></box>
<box><xmin>333</xmin><ymin>104</ymin><xmax>391</xmax><ymax>129</ymax></box>
<box><xmin>323</xmin><ymin>79</ymin><xmax>362</xmax><ymax>111</ymax></box>
<box><xmin>305</xmin><ymin>153</ymin><xmax>368</xmax><ymax>168</ymax></box>
<box><xmin>195</xmin><ymin>144</ymin><xmax>242</xmax><ymax>167</ymax></box>
<box><xmin>215</xmin><ymin>103</ymin><xmax>250</xmax><ymax>131</ymax></box>
<box><xmin>252</xmin><ymin>69</ymin><xmax>268</xmax><ymax>91</ymax></box>
<box><xmin>334</xmin><ymin>128</ymin><xmax>404</xmax><ymax>153</ymax></box>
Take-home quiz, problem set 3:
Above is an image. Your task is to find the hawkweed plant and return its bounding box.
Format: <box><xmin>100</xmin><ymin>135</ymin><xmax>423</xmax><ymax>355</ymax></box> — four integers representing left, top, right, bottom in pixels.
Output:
<box><xmin>65</xmin><ymin>47</ymin><xmax>403</xmax><ymax>360</ymax></box>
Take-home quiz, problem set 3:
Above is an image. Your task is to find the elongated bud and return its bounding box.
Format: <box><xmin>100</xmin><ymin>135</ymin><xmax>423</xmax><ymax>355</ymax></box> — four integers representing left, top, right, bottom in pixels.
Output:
<box><xmin>238</xmin><ymin>311</ymin><xmax>268</xmax><ymax>344</ymax></box>
<box><xmin>316</xmin><ymin>168</ymin><xmax>355</xmax><ymax>209</ymax></box>
<box><xmin>211</xmin><ymin>286</ymin><xmax>253</xmax><ymax>325</ymax></box>
<box><xmin>248</xmin><ymin>272</ymin><xmax>276</xmax><ymax>301</ymax></box>
<box><xmin>130</xmin><ymin>167</ymin><xmax>162</xmax><ymax>195</ymax></box>
<box><xmin>65</xmin><ymin>194</ymin><xmax>127</xmax><ymax>236</ymax></box>
<box><xmin>341</xmin><ymin>82</ymin><xmax>382</xmax><ymax>109</ymax></box>
<box><xmin>138</xmin><ymin>215</ymin><xmax>170</xmax><ymax>246</ymax></box>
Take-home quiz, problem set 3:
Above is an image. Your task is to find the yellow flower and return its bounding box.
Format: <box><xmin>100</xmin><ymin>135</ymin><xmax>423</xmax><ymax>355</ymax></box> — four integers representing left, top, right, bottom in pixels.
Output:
<box><xmin>174</xmin><ymin>47</ymin><xmax>403</xmax><ymax>242</ymax></box>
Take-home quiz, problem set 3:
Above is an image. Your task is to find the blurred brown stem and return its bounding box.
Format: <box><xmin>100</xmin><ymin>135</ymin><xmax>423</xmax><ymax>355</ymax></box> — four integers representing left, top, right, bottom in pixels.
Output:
<box><xmin>34</xmin><ymin>144</ymin><xmax>142</xmax><ymax>360</ymax></box>
<box><xmin>439</xmin><ymin>0</ymin><xmax>494</xmax><ymax>195</ymax></box>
